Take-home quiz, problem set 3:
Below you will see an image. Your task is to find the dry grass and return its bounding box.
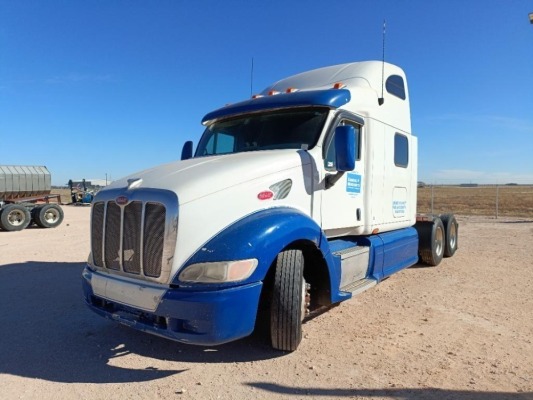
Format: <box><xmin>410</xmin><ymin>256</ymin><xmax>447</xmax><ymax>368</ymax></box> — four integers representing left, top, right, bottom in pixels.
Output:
<box><xmin>51</xmin><ymin>188</ymin><xmax>73</xmax><ymax>204</ymax></box>
<box><xmin>417</xmin><ymin>185</ymin><xmax>533</xmax><ymax>218</ymax></box>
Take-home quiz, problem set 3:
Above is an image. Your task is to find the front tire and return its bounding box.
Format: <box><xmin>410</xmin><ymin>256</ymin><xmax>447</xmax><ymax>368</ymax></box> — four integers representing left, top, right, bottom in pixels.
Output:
<box><xmin>270</xmin><ymin>249</ymin><xmax>305</xmax><ymax>352</ymax></box>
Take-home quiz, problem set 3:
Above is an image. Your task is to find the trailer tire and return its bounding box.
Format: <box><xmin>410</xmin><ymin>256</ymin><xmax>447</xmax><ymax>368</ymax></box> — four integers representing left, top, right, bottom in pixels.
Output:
<box><xmin>440</xmin><ymin>214</ymin><xmax>458</xmax><ymax>257</ymax></box>
<box><xmin>34</xmin><ymin>204</ymin><xmax>64</xmax><ymax>228</ymax></box>
<box><xmin>418</xmin><ymin>218</ymin><xmax>445</xmax><ymax>266</ymax></box>
<box><xmin>0</xmin><ymin>204</ymin><xmax>31</xmax><ymax>231</ymax></box>
<box><xmin>31</xmin><ymin>206</ymin><xmax>40</xmax><ymax>225</ymax></box>
<box><xmin>270</xmin><ymin>249</ymin><xmax>305</xmax><ymax>352</ymax></box>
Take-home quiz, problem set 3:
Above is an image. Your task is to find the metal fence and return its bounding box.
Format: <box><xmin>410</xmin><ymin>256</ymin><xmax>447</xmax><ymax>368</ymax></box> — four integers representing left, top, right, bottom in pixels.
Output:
<box><xmin>417</xmin><ymin>185</ymin><xmax>533</xmax><ymax>218</ymax></box>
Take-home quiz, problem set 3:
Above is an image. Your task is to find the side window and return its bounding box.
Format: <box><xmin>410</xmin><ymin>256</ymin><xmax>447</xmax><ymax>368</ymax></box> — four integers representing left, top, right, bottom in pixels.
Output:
<box><xmin>394</xmin><ymin>133</ymin><xmax>409</xmax><ymax>167</ymax></box>
<box><xmin>203</xmin><ymin>132</ymin><xmax>235</xmax><ymax>155</ymax></box>
<box><xmin>386</xmin><ymin>75</ymin><xmax>406</xmax><ymax>100</ymax></box>
<box><xmin>324</xmin><ymin>120</ymin><xmax>361</xmax><ymax>171</ymax></box>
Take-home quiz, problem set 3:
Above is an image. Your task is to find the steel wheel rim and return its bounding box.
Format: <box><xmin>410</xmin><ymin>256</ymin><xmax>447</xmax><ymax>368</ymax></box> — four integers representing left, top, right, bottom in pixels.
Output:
<box><xmin>435</xmin><ymin>226</ymin><xmax>444</xmax><ymax>256</ymax></box>
<box><xmin>449</xmin><ymin>222</ymin><xmax>457</xmax><ymax>249</ymax></box>
<box><xmin>44</xmin><ymin>209</ymin><xmax>59</xmax><ymax>223</ymax></box>
<box><xmin>8</xmin><ymin>210</ymin><xmax>25</xmax><ymax>226</ymax></box>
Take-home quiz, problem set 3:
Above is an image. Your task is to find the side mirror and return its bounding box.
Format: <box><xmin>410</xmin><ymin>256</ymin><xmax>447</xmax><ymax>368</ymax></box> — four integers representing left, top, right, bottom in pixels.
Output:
<box><xmin>334</xmin><ymin>125</ymin><xmax>357</xmax><ymax>171</ymax></box>
<box><xmin>181</xmin><ymin>141</ymin><xmax>193</xmax><ymax>160</ymax></box>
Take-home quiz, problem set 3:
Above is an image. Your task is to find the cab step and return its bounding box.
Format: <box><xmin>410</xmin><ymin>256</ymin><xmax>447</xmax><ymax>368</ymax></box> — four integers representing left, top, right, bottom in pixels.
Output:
<box><xmin>340</xmin><ymin>278</ymin><xmax>377</xmax><ymax>296</ymax></box>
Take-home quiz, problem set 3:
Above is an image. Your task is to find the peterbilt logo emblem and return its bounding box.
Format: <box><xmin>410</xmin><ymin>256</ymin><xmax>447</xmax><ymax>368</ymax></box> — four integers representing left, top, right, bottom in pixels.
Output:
<box><xmin>116</xmin><ymin>196</ymin><xmax>129</xmax><ymax>205</ymax></box>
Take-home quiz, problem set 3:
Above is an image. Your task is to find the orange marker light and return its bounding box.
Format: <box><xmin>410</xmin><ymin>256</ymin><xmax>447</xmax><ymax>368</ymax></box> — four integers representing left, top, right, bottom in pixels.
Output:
<box><xmin>285</xmin><ymin>87</ymin><xmax>298</xmax><ymax>93</ymax></box>
<box><xmin>333</xmin><ymin>82</ymin><xmax>346</xmax><ymax>89</ymax></box>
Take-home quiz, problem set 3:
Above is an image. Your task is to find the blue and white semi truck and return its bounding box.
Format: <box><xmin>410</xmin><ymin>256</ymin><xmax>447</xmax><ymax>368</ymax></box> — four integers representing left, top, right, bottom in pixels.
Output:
<box><xmin>82</xmin><ymin>61</ymin><xmax>458</xmax><ymax>351</ymax></box>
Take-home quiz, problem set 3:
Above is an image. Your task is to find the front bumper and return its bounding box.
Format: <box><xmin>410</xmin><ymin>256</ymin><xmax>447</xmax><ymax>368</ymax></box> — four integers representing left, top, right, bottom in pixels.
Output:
<box><xmin>82</xmin><ymin>267</ymin><xmax>263</xmax><ymax>345</ymax></box>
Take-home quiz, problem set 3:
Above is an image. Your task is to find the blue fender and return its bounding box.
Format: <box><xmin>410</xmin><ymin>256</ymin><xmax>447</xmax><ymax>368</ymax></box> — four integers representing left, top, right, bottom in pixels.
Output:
<box><xmin>173</xmin><ymin>207</ymin><xmax>345</xmax><ymax>302</ymax></box>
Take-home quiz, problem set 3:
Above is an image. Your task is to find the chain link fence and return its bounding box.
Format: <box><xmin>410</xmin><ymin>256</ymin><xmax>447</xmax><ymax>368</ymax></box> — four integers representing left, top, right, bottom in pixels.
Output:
<box><xmin>417</xmin><ymin>185</ymin><xmax>533</xmax><ymax>218</ymax></box>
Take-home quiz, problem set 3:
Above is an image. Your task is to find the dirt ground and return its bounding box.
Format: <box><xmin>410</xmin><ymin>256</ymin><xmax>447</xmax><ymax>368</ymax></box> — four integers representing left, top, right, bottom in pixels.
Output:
<box><xmin>0</xmin><ymin>206</ymin><xmax>532</xmax><ymax>400</ymax></box>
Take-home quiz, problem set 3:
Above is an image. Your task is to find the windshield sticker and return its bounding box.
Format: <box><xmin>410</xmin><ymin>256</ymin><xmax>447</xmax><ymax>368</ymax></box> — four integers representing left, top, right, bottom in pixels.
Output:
<box><xmin>346</xmin><ymin>173</ymin><xmax>361</xmax><ymax>194</ymax></box>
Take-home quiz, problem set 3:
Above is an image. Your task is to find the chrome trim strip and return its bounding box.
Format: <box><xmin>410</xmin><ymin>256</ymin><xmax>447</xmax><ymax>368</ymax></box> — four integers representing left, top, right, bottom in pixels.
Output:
<box><xmin>102</xmin><ymin>202</ymin><xmax>108</xmax><ymax>269</ymax></box>
<box><xmin>140</xmin><ymin>202</ymin><xmax>146</xmax><ymax>278</ymax></box>
<box><xmin>119</xmin><ymin>205</ymin><xmax>124</xmax><ymax>269</ymax></box>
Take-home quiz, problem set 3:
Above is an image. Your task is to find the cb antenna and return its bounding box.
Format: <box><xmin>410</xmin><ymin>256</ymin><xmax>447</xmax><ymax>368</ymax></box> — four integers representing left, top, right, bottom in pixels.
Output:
<box><xmin>250</xmin><ymin>57</ymin><xmax>254</xmax><ymax>97</ymax></box>
<box><xmin>378</xmin><ymin>19</ymin><xmax>386</xmax><ymax>106</ymax></box>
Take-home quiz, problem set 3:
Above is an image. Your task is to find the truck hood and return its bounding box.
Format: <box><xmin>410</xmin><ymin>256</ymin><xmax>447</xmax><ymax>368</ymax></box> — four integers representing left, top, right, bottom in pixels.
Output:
<box><xmin>106</xmin><ymin>150</ymin><xmax>307</xmax><ymax>205</ymax></box>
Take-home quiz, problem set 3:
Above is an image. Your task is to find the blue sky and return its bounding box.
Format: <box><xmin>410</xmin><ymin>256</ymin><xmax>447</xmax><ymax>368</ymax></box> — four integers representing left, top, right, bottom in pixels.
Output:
<box><xmin>1</xmin><ymin>0</ymin><xmax>532</xmax><ymax>185</ymax></box>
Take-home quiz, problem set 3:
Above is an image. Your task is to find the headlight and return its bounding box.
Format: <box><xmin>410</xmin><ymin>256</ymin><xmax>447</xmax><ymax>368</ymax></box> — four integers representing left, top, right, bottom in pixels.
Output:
<box><xmin>179</xmin><ymin>259</ymin><xmax>258</xmax><ymax>283</ymax></box>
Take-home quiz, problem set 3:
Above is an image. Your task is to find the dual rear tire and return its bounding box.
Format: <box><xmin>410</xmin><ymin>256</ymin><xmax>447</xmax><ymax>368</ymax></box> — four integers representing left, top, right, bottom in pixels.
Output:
<box><xmin>32</xmin><ymin>204</ymin><xmax>64</xmax><ymax>228</ymax></box>
<box><xmin>417</xmin><ymin>214</ymin><xmax>458</xmax><ymax>266</ymax></box>
<box><xmin>0</xmin><ymin>204</ymin><xmax>64</xmax><ymax>231</ymax></box>
<box><xmin>440</xmin><ymin>214</ymin><xmax>458</xmax><ymax>257</ymax></box>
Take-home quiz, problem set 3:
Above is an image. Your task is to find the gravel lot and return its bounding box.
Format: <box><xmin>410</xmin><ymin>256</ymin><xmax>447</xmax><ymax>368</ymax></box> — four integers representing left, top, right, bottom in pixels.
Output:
<box><xmin>0</xmin><ymin>206</ymin><xmax>532</xmax><ymax>400</ymax></box>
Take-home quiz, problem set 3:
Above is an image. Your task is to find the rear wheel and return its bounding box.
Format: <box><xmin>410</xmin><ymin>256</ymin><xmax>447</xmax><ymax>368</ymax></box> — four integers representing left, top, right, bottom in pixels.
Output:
<box><xmin>34</xmin><ymin>204</ymin><xmax>64</xmax><ymax>228</ymax></box>
<box><xmin>0</xmin><ymin>204</ymin><xmax>31</xmax><ymax>231</ymax></box>
<box><xmin>440</xmin><ymin>214</ymin><xmax>458</xmax><ymax>257</ymax></box>
<box><xmin>417</xmin><ymin>218</ymin><xmax>445</xmax><ymax>266</ymax></box>
<box><xmin>270</xmin><ymin>249</ymin><xmax>306</xmax><ymax>352</ymax></box>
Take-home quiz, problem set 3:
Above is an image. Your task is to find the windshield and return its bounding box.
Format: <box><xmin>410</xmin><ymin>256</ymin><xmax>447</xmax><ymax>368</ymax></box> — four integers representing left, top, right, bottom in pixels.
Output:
<box><xmin>195</xmin><ymin>107</ymin><xmax>328</xmax><ymax>157</ymax></box>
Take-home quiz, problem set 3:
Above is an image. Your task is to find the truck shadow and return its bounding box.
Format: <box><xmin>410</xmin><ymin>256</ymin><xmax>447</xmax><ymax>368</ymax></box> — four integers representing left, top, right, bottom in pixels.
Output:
<box><xmin>0</xmin><ymin>261</ymin><xmax>282</xmax><ymax>384</ymax></box>
<box><xmin>246</xmin><ymin>382</ymin><xmax>532</xmax><ymax>400</ymax></box>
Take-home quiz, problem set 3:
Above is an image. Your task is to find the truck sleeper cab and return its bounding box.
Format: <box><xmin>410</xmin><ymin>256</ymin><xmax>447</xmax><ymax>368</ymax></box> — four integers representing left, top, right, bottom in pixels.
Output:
<box><xmin>82</xmin><ymin>61</ymin><xmax>458</xmax><ymax>351</ymax></box>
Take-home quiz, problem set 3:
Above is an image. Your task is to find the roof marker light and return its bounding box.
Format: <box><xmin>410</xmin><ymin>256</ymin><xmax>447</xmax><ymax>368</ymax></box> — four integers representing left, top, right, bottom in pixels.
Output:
<box><xmin>333</xmin><ymin>82</ymin><xmax>346</xmax><ymax>89</ymax></box>
<box><xmin>285</xmin><ymin>87</ymin><xmax>298</xmax><ymax>93</ymax></box>
<box><xmin>268</xmin><ymin>90</ymin><xmax>280</xmax><ymax>96</ymax></box>
<box><xmin>252</xmin><ymin>94</ymin><xmax>264</xmax><ymax>99</ymax></box>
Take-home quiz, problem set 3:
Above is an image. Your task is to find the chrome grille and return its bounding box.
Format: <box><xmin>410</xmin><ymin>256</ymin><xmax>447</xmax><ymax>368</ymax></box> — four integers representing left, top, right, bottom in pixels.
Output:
<box><xmin>105</xmin><ymin>202</ymin><xmax>121</xmax><ymax>270</ymax></box>
<box><xmin>143</xmin><ymin>203</ymin><xmax>166</xmax><ymax>277</ymax></box>
<box><xmin>91</xmin><ymin>202</ymin><xmax>105</xmax><ymax>266</ymax></box>
<box><xmin>123</xmin><ymin>201</ymin><xmax>142</xmax><ymax>274</ymax></box>
<box><xmin>90</xmin><ymin>190</ymin><xmax>177</xmax><ymax>283</ymax></box>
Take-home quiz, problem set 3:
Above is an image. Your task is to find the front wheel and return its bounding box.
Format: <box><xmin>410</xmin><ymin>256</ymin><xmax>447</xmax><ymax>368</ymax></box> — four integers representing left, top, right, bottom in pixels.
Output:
<box><xmin>270</xmin><ymin>249</ymin><xmax>306</xmax><ymax>352</ymax></box>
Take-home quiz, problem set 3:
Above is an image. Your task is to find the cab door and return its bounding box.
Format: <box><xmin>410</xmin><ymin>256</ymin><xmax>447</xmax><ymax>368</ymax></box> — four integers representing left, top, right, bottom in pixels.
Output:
<box><xmin>320</xmin><ymin>116</ymin><xmax>365</xmax><ymax>237</ymax></box>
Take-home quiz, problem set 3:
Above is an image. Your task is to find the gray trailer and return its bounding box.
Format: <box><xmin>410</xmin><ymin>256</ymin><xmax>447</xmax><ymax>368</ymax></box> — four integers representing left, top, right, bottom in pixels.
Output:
<box><xmin>0</xmin><ymin>165</ymin><xmax>64</xmax><ymax>231</ymax></box>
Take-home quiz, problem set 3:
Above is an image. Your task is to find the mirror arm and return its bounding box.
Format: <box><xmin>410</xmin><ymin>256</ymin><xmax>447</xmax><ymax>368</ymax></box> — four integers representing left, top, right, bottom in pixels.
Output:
<box><xmin>325</xmin><ymin>171</ymin><xmax>345</xmax><ymax>190</ymax></box>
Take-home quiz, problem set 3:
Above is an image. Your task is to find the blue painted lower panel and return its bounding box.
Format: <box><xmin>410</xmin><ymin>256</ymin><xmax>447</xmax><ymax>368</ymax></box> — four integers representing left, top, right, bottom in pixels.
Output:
<box><xmin>379</xmin><ymin>227</ymin><xmax>419</xmax><ymax>278</ymax></box>
<box><xmin>82</xmin><ymin>267</ymin><xmax>262</xmax><ymax>346</ymax></box>
<box><xmin>326</xmin><ymin>227</ymin><xmax>419</xmax><ymax>283</ymax></box>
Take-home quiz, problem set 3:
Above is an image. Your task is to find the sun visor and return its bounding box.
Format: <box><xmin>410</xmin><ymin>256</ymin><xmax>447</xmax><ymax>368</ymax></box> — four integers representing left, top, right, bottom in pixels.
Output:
<box><xmin>202</xmin><ymin>89</ymin><xmax>350</xmax><ymax>125</ymax></box>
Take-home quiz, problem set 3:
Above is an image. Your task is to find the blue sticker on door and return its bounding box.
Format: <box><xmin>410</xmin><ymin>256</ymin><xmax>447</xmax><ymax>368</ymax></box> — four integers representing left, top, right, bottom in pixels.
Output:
<box><xmin>346</xmin><ymin>173</ymin><xmax>361</xmax><ymax>194</ymax></box>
